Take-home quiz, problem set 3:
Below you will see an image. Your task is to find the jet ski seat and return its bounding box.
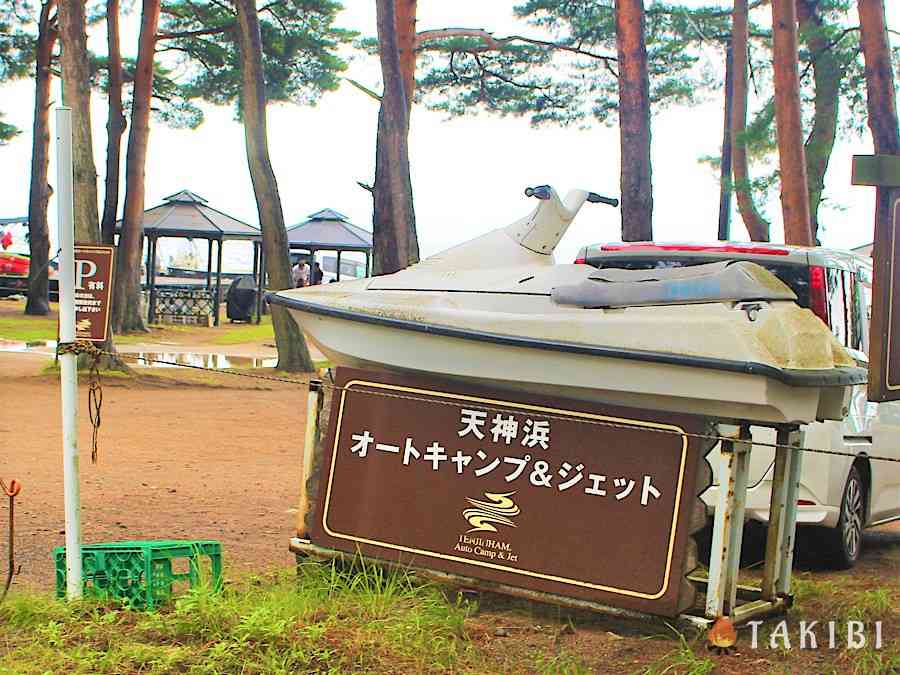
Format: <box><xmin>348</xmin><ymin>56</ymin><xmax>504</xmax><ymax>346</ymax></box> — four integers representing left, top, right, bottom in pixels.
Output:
<box><xmin>552</xmin><ymin>260</ymin><xmax>798</xmax><ymax>308</ymax></box>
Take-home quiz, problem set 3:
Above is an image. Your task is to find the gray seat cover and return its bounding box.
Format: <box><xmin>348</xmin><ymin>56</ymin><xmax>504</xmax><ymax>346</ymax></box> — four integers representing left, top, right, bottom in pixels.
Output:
<box><xmin>552</xmin><ymin>260</ymin><xmax>797</xmax><ymax>308</ymax></box>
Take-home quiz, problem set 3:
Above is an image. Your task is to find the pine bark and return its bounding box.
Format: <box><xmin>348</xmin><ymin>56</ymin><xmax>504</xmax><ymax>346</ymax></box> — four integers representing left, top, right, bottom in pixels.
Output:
<box><xmin>396</xmin><ymin>0</ymin><xmax>417</xmax><ymax>113</ymax></box>
<box><xmin>717</xmin><ymin>43</ymin><xmax>734</xmax><ymax>241</ymax></box>
<box><xmin>858</xmin><ymin>0</ymin><xmax>900</xmax><ymax>156</ymax></box>
<box><xmin>615</xmin><ymin>0</ymin><xmax>653</xmax><ymax>241</ymax></box>
<box><xmin>57</xmin><ymin>0</ymin><xmax>100</xmax><ymax>244</ymax></box>
<box><xmin>373</xmin><ymin>0</ymin><xmax>419</xmax><ymax>275</ymax></box>
<box><xmin>732</xmin><ymin>0</ymin><xmax>771</xmax><ymax>242</ymax></box>
<box><xmin>771</xmin><ymin>0</ymin><xmax>814</xmax><ymax>245</ymax></box>
<box><xmin>235</xmin><ymin>0</ymin><xmax>315</xmax><ymax>372</ymax></box>
<box><xmin>797</xmin><ymin>0</ymin><xmax>842</xmax><ymax>242</ymax></box>
<box><xmin>111</xmin><ymin>0</ymin><xmax>159</xmax><ymax>333</ymax></box>
<box><xmin>101</xmin><ymin>0</ymin><xmax>125</xmax><ymax>246</ymax></box>
<box><xmin>25</xmin><ymin>0</ymin><xmax>57</xmax><ymax>316</ymax></box>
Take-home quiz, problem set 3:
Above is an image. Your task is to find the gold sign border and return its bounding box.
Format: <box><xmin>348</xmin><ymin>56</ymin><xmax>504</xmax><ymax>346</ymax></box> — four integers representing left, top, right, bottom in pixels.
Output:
<box><xmin>73</xmin><ymin>244</ymin><xmax>116</xmax><ymax>344</ymax></box>
<box><xmin>321</xmin><ymin>379</ymin><xmax>690</xmax><ymax>601</ymax></box>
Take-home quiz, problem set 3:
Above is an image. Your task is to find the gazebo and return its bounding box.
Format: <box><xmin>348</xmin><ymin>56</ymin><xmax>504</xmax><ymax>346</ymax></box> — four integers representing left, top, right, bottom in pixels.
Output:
<box><xmin>286</xmin><ymin>208</ymin><xmax>373</xmax><ymax>279</ymax></box>
<box><xmin>116</xmin><ymin>190</ymin><xmax>262</xmax><ymax>326</ymax></box>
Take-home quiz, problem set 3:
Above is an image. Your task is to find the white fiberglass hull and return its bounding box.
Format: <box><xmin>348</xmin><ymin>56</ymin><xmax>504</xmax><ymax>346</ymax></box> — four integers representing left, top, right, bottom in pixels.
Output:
<box><xmin>286</xmin><ymin>303</ymin><xmax>851</xmax><ymax>424</ymax></box>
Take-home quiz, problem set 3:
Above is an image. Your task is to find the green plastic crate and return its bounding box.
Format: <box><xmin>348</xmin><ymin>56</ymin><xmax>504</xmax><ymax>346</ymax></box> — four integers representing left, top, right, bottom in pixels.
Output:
<box><xmin>54</xmin><ymin>540</ymin><xmax>222</xmax><ymax>609</ymax></box>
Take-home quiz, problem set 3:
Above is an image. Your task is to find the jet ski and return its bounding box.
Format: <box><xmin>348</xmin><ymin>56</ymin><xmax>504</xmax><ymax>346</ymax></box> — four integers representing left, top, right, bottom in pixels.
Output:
<box><xmin>269</xmin><ymin>186</ymin><xmax>865</xmax><ymax>424</ymax></box>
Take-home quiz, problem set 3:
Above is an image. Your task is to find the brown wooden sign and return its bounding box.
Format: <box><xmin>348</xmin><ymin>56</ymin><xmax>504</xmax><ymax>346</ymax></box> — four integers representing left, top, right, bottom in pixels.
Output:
<box><xmin>73</xmin><ymin>244</ymin><xmax>115</xmax><ymax>343</ymax></box>
<box><xmin>852</xmin><ymin>155</ymin><xmax>900</xmax><ymax>401</ymax></box>
<box><xmin>309</xmin><ymin>368</ymin><xmax>708</xmax><ymax>617</ymax></box>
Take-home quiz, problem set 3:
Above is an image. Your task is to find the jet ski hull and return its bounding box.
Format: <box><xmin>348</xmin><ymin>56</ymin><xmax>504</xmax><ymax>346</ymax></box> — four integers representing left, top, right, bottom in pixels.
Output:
<box><xmin>280</xmin><ymin>297</ymin><xmax>858</xmax><ymax>424</ymax></box>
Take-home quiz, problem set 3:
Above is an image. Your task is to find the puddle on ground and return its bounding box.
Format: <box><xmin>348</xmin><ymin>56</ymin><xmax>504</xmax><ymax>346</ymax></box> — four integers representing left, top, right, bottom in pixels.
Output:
<box><xmin>0</xmin><ymin>340</ymin><xmax>275</xmax><ymax>370</ymax></box>
<box><xmin>129</xmin><ymin>352</ymin><xmax>277</xmax><ymax>369</ymax></box>
<box><xmin>0</xmin><ymin>339</ymin><xmax>57</xmax><ymax>353</ymax></box>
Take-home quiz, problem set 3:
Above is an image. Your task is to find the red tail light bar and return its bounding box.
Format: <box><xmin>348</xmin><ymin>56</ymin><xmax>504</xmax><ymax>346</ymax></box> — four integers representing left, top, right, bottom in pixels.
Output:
<box><xmin>596</xmin><ymin>243</ymin><xmax>791</xmax><ymax>256</ymax></box>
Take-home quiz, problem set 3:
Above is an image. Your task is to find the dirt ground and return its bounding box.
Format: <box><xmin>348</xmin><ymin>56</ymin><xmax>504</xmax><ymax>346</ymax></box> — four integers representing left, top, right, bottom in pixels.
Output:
<box><xmin>0</xmin><ymin>351</ymin><xmax>309</xmax><ymax>591</ymax></box>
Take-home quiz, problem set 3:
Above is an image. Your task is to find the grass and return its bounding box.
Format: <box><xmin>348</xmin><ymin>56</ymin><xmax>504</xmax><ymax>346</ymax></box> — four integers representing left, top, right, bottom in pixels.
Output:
<box><xmin>0</xmin><ymin>311</ymin><xmax>56</xmax><ymax>342</ymax></box>
<box><xmin>209</xmin><ymin>315</ymin><xmax>275</xmax><ymax>345</ymax></box>
<box><xmin>0</xmin><ymin>561</ymin><xmax>477</xmax><ymax>674</ymax></box>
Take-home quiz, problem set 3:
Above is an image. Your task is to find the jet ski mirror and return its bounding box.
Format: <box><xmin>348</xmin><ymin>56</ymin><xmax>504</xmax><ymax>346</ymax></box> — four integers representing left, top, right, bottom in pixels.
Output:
<box><xmin>525</xmin><ymin>185</ymin><xmax>554</xmax><ymax>200</ymax></box>
<box><xmin>587</xmin><ymin>192</ymin><xmax>619</xmax><ymax>207</ymax></box>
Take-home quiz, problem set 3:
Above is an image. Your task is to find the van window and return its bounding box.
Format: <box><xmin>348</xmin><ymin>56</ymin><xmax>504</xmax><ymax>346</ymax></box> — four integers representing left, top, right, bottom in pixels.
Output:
<box><xmin>826</xmin><ymin>268</ymin><xmax>848</xmax><ymax>347</ymax></box>
<box><xmin>846</xmin><ymin>272</ymin><xmax>866</xmax><ymax>352</ymax></box>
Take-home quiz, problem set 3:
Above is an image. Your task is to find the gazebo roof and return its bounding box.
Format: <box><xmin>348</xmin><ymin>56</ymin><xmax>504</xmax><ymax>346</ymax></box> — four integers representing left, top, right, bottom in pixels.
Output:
<box><xmin>0</xmin><ymin>217</ymin><xmax>28</xmax><ymax>225</ymax></box>
<box><xmin>115</xmin><ymin>189</ymin><xmax>260</xmax><ymax>240</ymax></box>
<box><xmin>286</xmin><ymin>208</ymin><xmax>372</xmax><ymax>251</ymax></box>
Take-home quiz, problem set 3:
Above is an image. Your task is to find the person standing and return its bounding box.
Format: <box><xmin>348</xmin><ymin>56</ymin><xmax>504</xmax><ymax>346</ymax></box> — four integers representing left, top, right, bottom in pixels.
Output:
<box><xmin>313</xmin><ymin>261</ymin><xmax>323</xmax><ymax>285</ymax></box>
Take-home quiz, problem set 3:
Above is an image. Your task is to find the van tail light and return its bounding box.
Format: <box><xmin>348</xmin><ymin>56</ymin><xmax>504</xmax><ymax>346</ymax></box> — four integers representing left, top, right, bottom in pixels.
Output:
<box><xmin>797</xmin><ymin>499</ymin><xmax>816</xmax><ymax>506</ymax></box>
<box><xmin>809</xmin><ymin>265</ymin><xmax>828</xmax><ymax>325</ymax></box>
<box><xmin>574</xmin><ymin>257</ymin><xmax>586</xmax><ymax>265</ymax></box>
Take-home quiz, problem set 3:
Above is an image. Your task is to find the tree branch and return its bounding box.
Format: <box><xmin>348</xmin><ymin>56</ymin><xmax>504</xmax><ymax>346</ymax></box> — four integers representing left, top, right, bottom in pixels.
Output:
<box><xmin>415</xmin><ymin>27</ymin><xmax>617</xmax><ymax>64</ymax></box>
<box><xmin>156</xmin><ymin>24</ymin><xmax>232</xmax><ymax>41</ymax></box>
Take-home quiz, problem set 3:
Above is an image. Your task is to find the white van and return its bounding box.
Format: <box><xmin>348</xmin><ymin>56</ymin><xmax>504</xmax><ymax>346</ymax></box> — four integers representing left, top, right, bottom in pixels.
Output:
<box><xmin>576</xmin><ymin>242</ymin><xmax>900</xmax><ymax>568</ymax></box>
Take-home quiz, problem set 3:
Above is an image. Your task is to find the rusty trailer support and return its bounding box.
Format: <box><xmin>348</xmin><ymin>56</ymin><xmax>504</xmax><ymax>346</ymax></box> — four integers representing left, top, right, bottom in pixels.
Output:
<box><xmin>705</xmin><ymin>424</ymin><xmax>751</xmax><ymax>619</ymax></box>
<box><xmin>762</xmin><ymin>426</ymin><xmax>794</xmax><ymax>600</ymax></box>
<box><xmin>777</xmin><ymin>428</ymin><xmax>804</xmax><ymax>596</ymax></box>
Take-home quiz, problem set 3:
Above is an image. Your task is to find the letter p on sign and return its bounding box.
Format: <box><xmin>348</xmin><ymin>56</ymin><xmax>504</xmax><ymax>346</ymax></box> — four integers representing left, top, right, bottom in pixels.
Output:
<box><xmin>75</xmin><ymin>259</ymin><xmax>97</xmax><ymax>290</ymax></box>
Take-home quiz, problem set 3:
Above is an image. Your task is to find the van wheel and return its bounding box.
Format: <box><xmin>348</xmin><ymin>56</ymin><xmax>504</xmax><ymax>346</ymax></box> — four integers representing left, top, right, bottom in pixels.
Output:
<box><xmin>822</xmin><ymin>466</ymin><xmax>865</xmax><ymax>569</ymax></box>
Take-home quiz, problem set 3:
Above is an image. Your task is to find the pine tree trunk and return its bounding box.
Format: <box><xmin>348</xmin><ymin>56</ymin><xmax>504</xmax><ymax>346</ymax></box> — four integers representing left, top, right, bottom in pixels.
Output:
<box><xmin>111</xmin><ymin>0</ymin><xmax>159</xmax><ymax>334</ymax></box>
<box><xmin>858</xmin><ymin>0</ymin><xmax>900</xmax><ymax>156</ymax></box>
<box><xmin>57</xmin><ymin>0</ymin><xmax>99</xmax><ymax>244</ymax></box>
<box><xmin>373</xmin><ymin>0</ymin><xmax>419</xmax><ymax>275</ymax></box>
<box><xmin>615</xmin><ymin>0</ymin><xmax>653</xmax><ymax>241</ymax></box>
<box><xmin>101</xmin><ymin>0</ymin><xmax>125</xmax><ymax>246</ymax></box>
<box><xmin>25</xmin><ymin>0</ymin><xmax>57</xmax><ymax>317</ymax></box>
<box><xmin>797</xmin><ymin>0</ymin><xmax>842</xmax><ymax>242</ymax></box>
<box><xmin>235</xmin><ymin>0</ymin><xmax>314</xmax><ymax>372</ymax></box>
<box><xmin>717</xmin><ymin>43</ymin><xmax>734</xmax><ymax>241</ymax></box>
<box><xmin>396</xmin><ymin>0</ymin><xmax>417</xmax><ymax>114</ymax></box>
<box><xmin>732</xmin><ymin>0</ymin><xmax>771</xmax><ymax>242</ymax></box>
<box><xmin>771</xmin><ymin>0</ymin><xmax>814</xmax><ymax>245</ymax></box>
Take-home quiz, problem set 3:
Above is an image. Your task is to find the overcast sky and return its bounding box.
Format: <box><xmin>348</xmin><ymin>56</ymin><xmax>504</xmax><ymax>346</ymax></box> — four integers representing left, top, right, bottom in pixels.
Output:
<box><xmin>0</xmin><ymin>1</ymin><xmax>898</xmax><ymax>269</ymax></box>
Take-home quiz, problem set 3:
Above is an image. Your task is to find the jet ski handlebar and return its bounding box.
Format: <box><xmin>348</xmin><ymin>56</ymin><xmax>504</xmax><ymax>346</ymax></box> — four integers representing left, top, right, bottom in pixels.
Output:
<box><xmin>525</xmin><ymin>185</ymin><xmax>618</xmax><ymax>208</ymax></box>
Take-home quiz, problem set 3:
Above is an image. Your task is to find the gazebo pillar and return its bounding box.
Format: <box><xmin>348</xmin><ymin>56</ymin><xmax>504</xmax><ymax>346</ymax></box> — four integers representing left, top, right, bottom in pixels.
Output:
<box><xmin>336</xmin><ymin>250</ymin><xmax>342</xmax><ymax>281</ymax></box>
<box><xmin>256</xmin><ymin>244</ymin><xmax>266</xmax><ymax>324</ymax></box>
<box><xmin>144</xmin><ymin>235</ymin><xmax>153</xmax><ymax>287</ymax></box>
<box><xmin>206</xmin><ymin>239</ymin><xmax>214</xmax><ymax>289</ymax></box>
<box><xmin>365</xmin><ymin>251</ymin><xmax>371</xmax><ymax>277</ymax></box>
<box><xmin>148</xmin><ymin>236</ymin><xmax>159</xmax><ymax>323</ymax></box>
<box><xmin>214</xmin><ymin>238</ymin><xmax>223</xmax><ymax>326</ymax></box>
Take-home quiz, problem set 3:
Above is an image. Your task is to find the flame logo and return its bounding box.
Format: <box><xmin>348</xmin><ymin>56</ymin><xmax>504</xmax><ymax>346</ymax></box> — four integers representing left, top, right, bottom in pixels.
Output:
<box><xmin>463</xmin><ymin>491</ymin><xmax>520</xmax><ymax>533</ymax></box>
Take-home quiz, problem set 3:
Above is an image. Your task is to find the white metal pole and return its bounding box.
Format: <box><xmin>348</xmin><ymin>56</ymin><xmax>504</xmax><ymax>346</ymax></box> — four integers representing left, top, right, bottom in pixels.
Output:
<box><xmin>56</xmin><ymin>107</ymin><xmax>82</xmax><ymax>600</ymax></box>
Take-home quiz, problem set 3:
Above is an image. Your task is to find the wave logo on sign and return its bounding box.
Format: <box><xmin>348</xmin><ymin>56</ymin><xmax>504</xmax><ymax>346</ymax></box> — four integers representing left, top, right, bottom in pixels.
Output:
<box><xmin>463</xmin><ymin>492</ymin><xmax>520</xmax><ymax>533</ymax></box>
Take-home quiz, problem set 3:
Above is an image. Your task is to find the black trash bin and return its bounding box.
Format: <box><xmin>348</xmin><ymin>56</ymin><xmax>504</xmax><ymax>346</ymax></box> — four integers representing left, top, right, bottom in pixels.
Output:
<box><xmin>225</xmin><ymin>276</ymin><xmax>257</xmax><ymax>323</ymax></box>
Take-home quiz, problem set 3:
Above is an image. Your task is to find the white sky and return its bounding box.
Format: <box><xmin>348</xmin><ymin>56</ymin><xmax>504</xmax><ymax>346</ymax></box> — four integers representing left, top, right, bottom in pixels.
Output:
<box><xmin>0</xmin><ymin>1</ymin><xmax>898</xmax><ymax>269</ymax></box>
